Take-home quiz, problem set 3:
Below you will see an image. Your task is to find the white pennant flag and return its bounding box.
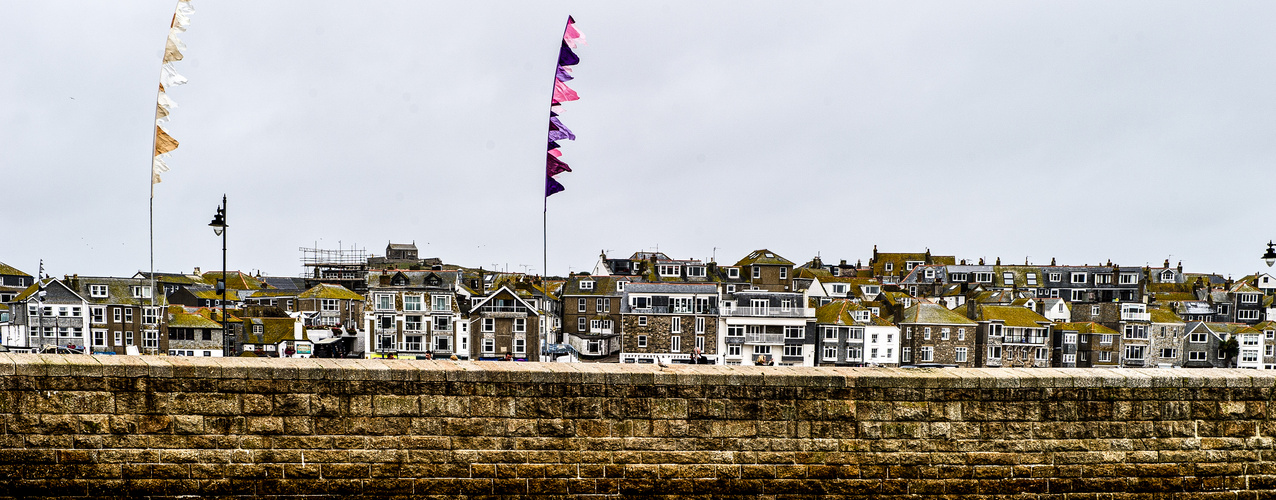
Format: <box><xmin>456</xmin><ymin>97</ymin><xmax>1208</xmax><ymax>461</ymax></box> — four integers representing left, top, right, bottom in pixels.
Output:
<box><xmin>152</xmin><ymin>0</ymin><xmax>194</xmax><ymax>187</ymax></box>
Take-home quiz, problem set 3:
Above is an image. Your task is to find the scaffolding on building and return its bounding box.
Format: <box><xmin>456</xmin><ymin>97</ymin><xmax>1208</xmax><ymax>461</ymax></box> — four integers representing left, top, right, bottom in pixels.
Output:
<box><xmin>299</xmin><ymin>244</ymin><xmax>372</xmax><ymax>293</ymax></box>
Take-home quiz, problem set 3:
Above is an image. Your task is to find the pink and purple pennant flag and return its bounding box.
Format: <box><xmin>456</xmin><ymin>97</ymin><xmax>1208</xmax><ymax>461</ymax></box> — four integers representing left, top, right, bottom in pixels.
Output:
<box><xmin>545</xmin><ymin>16</ymin><xmax>584</xmax><ymax>200</ymax></box>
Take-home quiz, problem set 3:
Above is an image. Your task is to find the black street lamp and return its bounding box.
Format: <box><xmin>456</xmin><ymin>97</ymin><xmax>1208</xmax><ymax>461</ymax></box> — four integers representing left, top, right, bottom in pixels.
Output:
<box><xmin>209</xmin><ymin>195</ymin><xmax>229</xmax><ymax>356</ymax></box>
<box><xmin>1264</xmin><ymin>241</ymin><xmax>1276</xmax><ymax>268</ymax></box>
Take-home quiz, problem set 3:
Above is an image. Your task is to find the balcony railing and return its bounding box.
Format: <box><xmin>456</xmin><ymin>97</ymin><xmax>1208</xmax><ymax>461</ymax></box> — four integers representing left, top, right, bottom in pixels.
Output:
<box><xmin>628</xmin><ymin>306</ymin><xmax>718</xmax><ymax>315</ymax></box>
<box><xmin>1121</xmin><ymin>312</ymin><xmax>1151</xmax><ymax>321</ymax></box>
<box><xmin>744</xmin><ymin>332</ymin><xmax>784</xmax><ymax>345</ymax></box>
<box><xmin>1003</xmin><ymin>335</ymin><xmax>1049</xmax><ymax>345</ymax></box>
<box><xmin>722</xmin><ymin>307</ymin><xmax>811</xmax><ymax>318</ymax></box>
<box><xmin>478</xmin><ymin>306</ymin><xmax>528</xmax><ymax>315</ymax></box>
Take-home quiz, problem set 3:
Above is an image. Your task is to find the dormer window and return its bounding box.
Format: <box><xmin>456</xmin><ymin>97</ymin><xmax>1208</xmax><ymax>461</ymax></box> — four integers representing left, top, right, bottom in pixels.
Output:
<box><xmin>863</xmin><ymin>285</ymin><xmax>880</xmax><ymax>296</ymax></box>
<box><xmin>831</xmin><ymin>284</ymin><xmax>847</xmax><ymax>294</ymax></box>
<box><xmin>131</xmin><ymin>286</ymin><xmax>152</xmax><ymax>298</ymax></box>
<box><xmin>975</xmin><ymin>273</ymin><xmax>992</xmax><ymax>283</ymax></box>
<box><xmin>727</xmin><ymin>268</ymin><xmax>740</xmax><ymax>279</ymax></box>
<box><xmin>924</xmin><ymin>269</ymin><xmax>935</xmax><ymax>279</ymax></box>
<box><xmin>580</xmin><ymin>280</ymin><xmax>594</xmax><ymax>291</ymax></box>
<box><xmin>658</xmin><ymin>265</ymin><xmax>680</xmax><ymax>277</ymax></box>
<box><xmin>1070</xmin><ymin>272</ymin><xmax>1087</xmax><ymax>284</ymax></box>
<box><xmin>687</xmin><ymin>266</ymin><xmax>706</xmax><ymax>278</ymax></box>
<box><xmin>616</xmin><ymin>281</ymin><xmax>626</xmax><ymax>292</ymax></box>
<box><xmin>1160</xmin><ymin>270</ymin><xmax>1175</xmax><ymax>281</ymax></box>
<box><xmin>89</xmin><ymin>285</ymin><xmax>108</xmax><ymax>298</ymax></box>
<box><xmin>1026</xmin><ymin>273</ymin><xmax>1038</xmax><ymax>286</ymax></box>
<box><xmin>1049</xmin><ymin>273</ymin><xmax>1061</xmax><ymax>282</ymax></box>
<box><xmin>884</xmin><ymin>263</ymin><xmax>894</xmax><ymax>272</ymax></box>
<box><xmin>905</xmin><ymin>261</ymin><xmax>922</xmax><ymax>271</ymax></box>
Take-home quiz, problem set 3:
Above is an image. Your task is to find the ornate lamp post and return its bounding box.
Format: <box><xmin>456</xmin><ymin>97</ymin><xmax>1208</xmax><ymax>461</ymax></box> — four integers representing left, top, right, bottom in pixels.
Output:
<box><xmin>208</xmin><ymin>195</ymin><xmax>229</xmax><ymax>356</ymax></box>
<box><xmin>1263</xmin><ymin>241</ymin><xmax>1276</xmax><ymax>268</ymax></box>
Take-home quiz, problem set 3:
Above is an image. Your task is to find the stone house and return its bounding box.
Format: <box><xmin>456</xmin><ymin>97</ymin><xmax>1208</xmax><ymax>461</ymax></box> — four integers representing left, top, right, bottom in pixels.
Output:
<box><xmin>465</xmin><ymin>284</ymin><xmax>542</xmax><ymax>361</ymax></box>
<box><xmin>1070</xmin><ymin>301</ymin><xmax>1152</xmax><ymax>368</ymax></box>
<box><xmin>972</xmin><ymin>305</ymin><xmax>1052</xmax><ymax>368</ymax></box>
<box><xmin>68</xmin><ymin>276</ymin><xmax>167</xmax><ymax>355</ymax></box>
<box><xmin>897</xmin><ymin>303</ymin><xmax>978</xmax><ymax>367</ymax></box>
<box><xmin>166</xmin><ymin>306</ymin><xmax>224</xmax><ymax>357</ymax></box>
<box><xmin>236</xmin><ymin>310</ymin><xmax>307</xmax><ymax>358</ymax></box>
<box><xmin>296</xmin><ymin>283</ymin><xmax>364</xmax><ymax>331</ymax></box>
<box><xmin>560</xmin><ymin>274</ymin><xmax>628</xmax><ymax>359</ymax></box>
<box><xmin>733</xmin><ymin>249</ymin><xmax>796</xmax><ymax>293</ymax></box>
<box><xmin>621</xmin><ymin>283</ymin><xmax>719</xmax><ymax>365</ymax></box>
<box><xmin>1147</xmin><ymin>307</ymin><xmax>1187</xmax><ymax>368</ymax></box>
<box><xmin>1055</xmin><ymin>322</ymin><xmax>1117</xmax><ymax>367</ymax></box>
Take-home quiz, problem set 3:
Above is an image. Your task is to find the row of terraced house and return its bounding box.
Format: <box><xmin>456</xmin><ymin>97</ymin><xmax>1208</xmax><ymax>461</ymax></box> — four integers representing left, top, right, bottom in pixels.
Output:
<box><xmin>4</xmin><ymin>243</ymin><xmax>1276</xmax><ymax>368</ymax></box>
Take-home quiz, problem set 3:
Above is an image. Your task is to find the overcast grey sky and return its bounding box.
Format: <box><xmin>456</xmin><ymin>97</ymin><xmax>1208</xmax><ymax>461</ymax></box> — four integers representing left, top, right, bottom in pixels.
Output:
<box><xmin>4</xmin><ymin>1</ymin><xmax>1276</xmax><ymax>280</ymax></box>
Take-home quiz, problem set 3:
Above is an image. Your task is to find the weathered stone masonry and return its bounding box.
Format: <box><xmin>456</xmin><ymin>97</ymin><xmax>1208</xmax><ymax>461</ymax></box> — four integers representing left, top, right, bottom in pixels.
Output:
<box><xmin>3</xmin><ymin>354</ymin><xmax>1276</xmax><ymax>498</ymax></box>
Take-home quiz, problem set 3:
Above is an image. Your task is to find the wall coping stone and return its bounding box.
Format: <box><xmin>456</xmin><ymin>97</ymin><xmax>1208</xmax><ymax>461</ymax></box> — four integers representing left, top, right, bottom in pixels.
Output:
<box><xmin>4</xmin><ymin>353</ymin><xmax>1273</xmax><ymax>389</ymax></box>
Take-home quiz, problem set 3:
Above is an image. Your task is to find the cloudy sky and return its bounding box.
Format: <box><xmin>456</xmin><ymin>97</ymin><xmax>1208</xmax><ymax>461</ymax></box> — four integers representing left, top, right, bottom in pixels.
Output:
<box><xmin>4</xmin><ymin>1</ymin><xmax>1275</xmax><ymax>281</ymax></box>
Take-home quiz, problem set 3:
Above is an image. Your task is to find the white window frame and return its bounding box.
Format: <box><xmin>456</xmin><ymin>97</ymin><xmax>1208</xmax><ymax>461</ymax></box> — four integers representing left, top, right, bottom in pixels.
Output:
<box><xmin>514</xmin><ymin>318</ymin><xmax>526</xmax><ymax>333</ymax></box>
<box><xmin>580</xmin><ymin>280</ymin><xmax>595</xmax><ymax>290</ymax></box>
<box><xmin>1070</xmin><ymin>273</ymin><xmax>1087</xmax><ymax>284</ymax></box>
<box><xmin>670</xmin><ymin>335</ymin><xmax>681</xmax><ymax>353</ymax></box>
<box><xmin>955</xmin><ymin>347</ymin><xmax>967</xmax><ymax>363</ymax></box>
<box><xmin>89</xmin><ymin>284</ymin><xmax>108</xmax><ymax>298</ymax></box>
<box><xmin>482</xmin><ymin>318</ymin><xmax>495</xmax><ymax>333</ymax></box>
<box><xmin>637</xmin><ymin>335</ymin><xmax>647</xmax><ymax>348</ymax></box>
<box><xmin>671</xmin><ymin>317</ymin><xmax>681</xmax><ymax>333</ymax></box>
<box><xmin>375</xmin><ymin>294</ymin><xmax>394</xmax><ymax>311</ymax></box>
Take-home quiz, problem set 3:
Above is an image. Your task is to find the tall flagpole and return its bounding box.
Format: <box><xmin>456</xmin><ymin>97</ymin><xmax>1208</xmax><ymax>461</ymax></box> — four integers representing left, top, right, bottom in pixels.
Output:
<box><xmin>150</xmin><ymin>0</ymin><xmax>193</xmax><ymax>320</ymax></box>
<box><xmin>543</xmin><ymin>16</ymin><xmax>573</xmax><ymax>285</ymax></box>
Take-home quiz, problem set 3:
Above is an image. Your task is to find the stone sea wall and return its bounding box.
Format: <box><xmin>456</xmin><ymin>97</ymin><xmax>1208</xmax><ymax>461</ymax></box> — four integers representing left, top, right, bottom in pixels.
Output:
<box><xmin>0</xmin><ymin>354</ymin><xmax>1274</xmax><ymax>498</ymax></box>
